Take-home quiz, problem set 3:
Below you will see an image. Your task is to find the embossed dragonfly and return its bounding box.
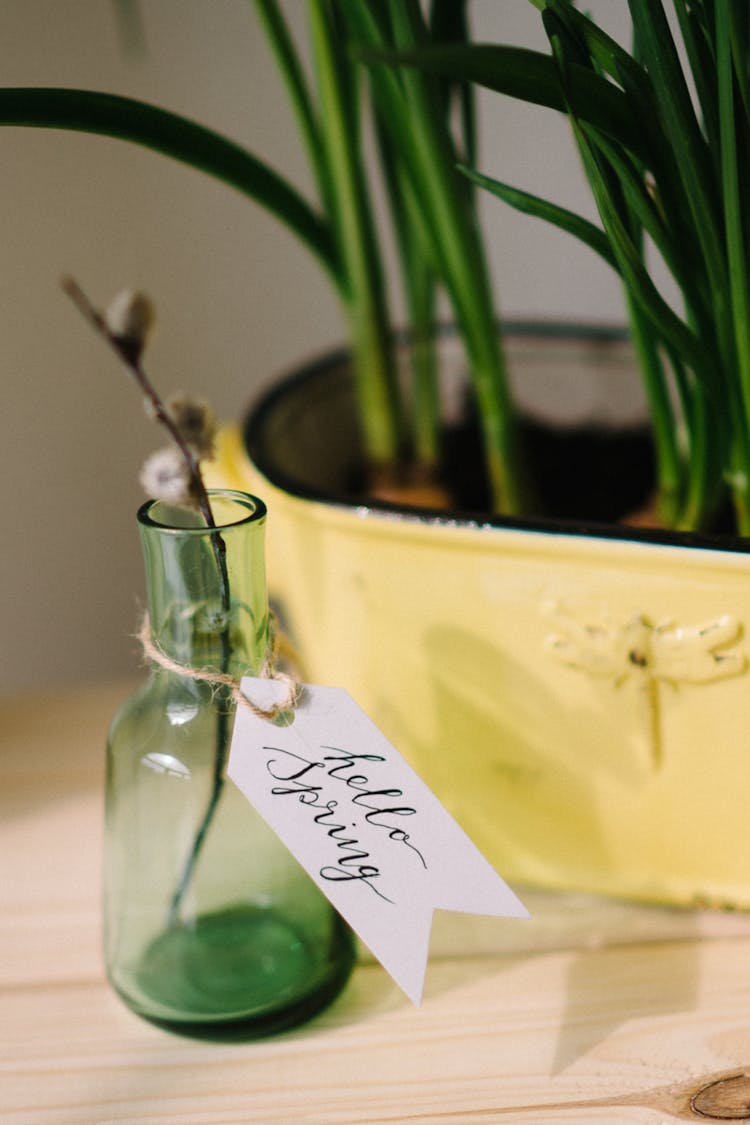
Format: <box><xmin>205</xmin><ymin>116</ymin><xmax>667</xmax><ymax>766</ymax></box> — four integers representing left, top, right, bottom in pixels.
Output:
<box><xmin>544</xmin><ymin>609</ymin><xmax>745</xmax><ymax>769</ymax></box>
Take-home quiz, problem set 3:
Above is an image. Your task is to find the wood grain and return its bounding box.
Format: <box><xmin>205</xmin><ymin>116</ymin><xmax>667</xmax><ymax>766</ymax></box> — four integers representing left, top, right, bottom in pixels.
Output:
<box><xmin>4</xmin><ymin>682</ymin><xmax>750</xmax><ymax>1124</ymax></box>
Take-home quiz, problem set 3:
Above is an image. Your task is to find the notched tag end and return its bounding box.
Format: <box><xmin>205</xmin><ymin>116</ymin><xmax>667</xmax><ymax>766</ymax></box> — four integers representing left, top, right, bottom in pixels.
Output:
<box><xmin>229</xmin><ymin>677</ymin><xmax>528</xmax><ymax>1007</ymax></box>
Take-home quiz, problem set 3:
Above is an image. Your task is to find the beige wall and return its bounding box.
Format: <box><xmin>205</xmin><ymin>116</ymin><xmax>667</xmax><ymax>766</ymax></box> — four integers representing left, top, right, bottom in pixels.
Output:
<box><xmin>0</xmin><ymin>1</ymin><xmax>628</xmax><ymax>696</ymax></box>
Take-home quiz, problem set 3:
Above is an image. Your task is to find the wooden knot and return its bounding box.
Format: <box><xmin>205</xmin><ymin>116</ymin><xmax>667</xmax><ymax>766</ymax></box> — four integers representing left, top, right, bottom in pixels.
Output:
<box><xmin>692</xmin><ymin>1074</ymin><xmax>750</xmax><ymax>1119</ymax></box>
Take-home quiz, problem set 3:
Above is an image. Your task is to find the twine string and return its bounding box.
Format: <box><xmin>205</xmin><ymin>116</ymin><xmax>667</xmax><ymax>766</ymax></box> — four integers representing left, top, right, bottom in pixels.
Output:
<box><xmin>137</xmin><ymin>612</ymin><xmax>301</xmax><ymax>721</ymax></box>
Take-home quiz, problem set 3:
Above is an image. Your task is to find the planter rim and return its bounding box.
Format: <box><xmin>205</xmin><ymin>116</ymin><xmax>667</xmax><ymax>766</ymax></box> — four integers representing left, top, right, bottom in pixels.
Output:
<box><xmin>243</xmin><ymin>320</ymin><xmax>750</xmax><ymax>558</ymax></box>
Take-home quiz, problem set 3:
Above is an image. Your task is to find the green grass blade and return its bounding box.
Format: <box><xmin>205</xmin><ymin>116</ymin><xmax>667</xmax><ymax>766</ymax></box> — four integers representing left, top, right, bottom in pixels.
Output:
<box><xmin>716</xmin><ymin>0</ymin><xmax>750</xmax><ymax>521</ymax></box>
<box><xmin>546</xmin><ymin>27</ymin><xmax>697</xmax><ymax>524</ymax></box>
<box><xmin>578</xmin><ymin>124</ymin><xmax>695</xmax><ymax>295</ymax></box>
<box><xmin>364</xmin><ymin>42</ymin><xmax>647</xmax><ymax>158</ymax></box>
<box><xmin>429</xmin><ymin>0</ymin><xmax>476</xmax><ymax>164</ymax></box>
<box><xmin>612</xmin><ymin>57</ymin><xmax>704</xmax><ymax>285</ymax></box>
<box><xmin>344</xmin><ymin>0</ymin><xmax>525</xmax><ymax>511</ymax></box>
<box><xmin>383</xmin><ymin>0</ymin><xmax>522</xmax><ymax>512</ymax></box>
<box><xmin>624</xmin><ymin>292</ymin><xmax>683</xmax><ymax>526</ymax></box>
<box><xmin>308</xmin><ymin>0</ymin><xmax>401</xmax><ymax>465</ymax></box>
<box><xmin>0</xmin><ymin>86</ymin><xmax>340</xmax><ymax>282</ymax></box>
<box><xmin>458</xmin><ymin>164</ymin><xmax>618</xmax><ymax>270</ymax></box>
<box><xmin>373</xmin><ymin>103</ymin><xmax>440</xmax><ymax>468</ymax></box>
<box><xmin>627</xmin><ymin>0</ymin><xmax>724</xmax><ymax>292</ymax></box>
<box><xmin>672</xmin><ymin>0</ymin><xmax>719</xmax><ymax>151</ymax></box>
<box><xmin>729</xmin><ymin>2</ymin><xmax>750</xmax><ymax>121</ymax></box>
<box><xmin>543</xmin><ymin>0</ymin><xmax>644</xmax><ymax>85</ymax></box>
<box><xmin>574</xmin><ymin>120</ymin><xmax>704</xmax><ymax>370</ymax></box>
<box><xmin>251</xmin><ymin>0</ymin><xmax>329</xmax><ymax>203</ymax></box>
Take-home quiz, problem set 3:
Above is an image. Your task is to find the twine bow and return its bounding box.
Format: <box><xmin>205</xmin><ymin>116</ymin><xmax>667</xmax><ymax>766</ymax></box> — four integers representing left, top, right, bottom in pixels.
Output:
<box><xmin>137</xmin><ymin>611</ymin><xmax>301</xmax><ymax>721</ymax></box>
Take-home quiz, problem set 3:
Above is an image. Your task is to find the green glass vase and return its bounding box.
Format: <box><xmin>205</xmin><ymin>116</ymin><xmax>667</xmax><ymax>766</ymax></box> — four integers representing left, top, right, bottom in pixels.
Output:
<box><xmin>103</xmin><ymin>489</ymin><xmax>355</xmax><ymax>1037</ymax></box>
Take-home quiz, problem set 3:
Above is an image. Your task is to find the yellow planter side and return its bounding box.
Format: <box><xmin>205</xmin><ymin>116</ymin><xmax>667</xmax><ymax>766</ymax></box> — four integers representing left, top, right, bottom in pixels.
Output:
<box><xmin>210</xmin><ymin>426</ymin><xmax>750</xmax><ymax>909</ymax></box>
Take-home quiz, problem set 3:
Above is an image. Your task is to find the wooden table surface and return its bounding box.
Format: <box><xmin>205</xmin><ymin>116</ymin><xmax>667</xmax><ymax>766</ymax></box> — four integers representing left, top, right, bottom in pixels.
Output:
<box><xmin>4</xmin><ymin>682</ymin><xmax>750</xmax><ymax>1124</ymax></box>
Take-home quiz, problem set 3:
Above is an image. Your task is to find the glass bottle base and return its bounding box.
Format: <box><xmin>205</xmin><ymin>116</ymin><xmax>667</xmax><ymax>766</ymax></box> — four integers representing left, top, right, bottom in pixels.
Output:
<box><xmin>110</xmin><ymin>903</ymin><xmax>355</xmax><ymax>1040</ymax></box>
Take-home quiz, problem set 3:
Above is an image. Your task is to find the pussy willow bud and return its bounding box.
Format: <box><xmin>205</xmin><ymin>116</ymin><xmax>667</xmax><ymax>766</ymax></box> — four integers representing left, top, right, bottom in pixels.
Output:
<box><xmin>104</xmin><ymin>288</ymin><xmax>155</xmax><ymax>361</ymax></box>
<box><xmin>139</xmin><ymin>446</ymin><xmax>197</xmax><ymax>508</ymax></box>
<box><xmin>166</xmin><ymin>393</ymin><xmax>218</xmax><ymax>459</ymax></box>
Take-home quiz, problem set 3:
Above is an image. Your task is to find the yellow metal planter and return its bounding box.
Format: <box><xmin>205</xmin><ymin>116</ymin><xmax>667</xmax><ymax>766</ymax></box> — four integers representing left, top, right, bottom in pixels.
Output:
<box><xmin>211</xmin><ymin>330</ymin><xmax>750</xmax><ymax>909</ymax></box>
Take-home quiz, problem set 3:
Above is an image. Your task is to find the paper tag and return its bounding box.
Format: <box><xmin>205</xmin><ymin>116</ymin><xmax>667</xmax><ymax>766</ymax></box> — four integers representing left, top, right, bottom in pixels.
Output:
<box><xmin>228</xmin><ymin>677</ymin><xmax>529</xmax><ymax>1005</ymax></box>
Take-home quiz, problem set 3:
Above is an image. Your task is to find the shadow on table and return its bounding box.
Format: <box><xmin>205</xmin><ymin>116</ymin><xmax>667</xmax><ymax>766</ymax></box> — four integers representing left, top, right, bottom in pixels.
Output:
<box><xmin>315</xmin><ymin>904</ymin><xmax>704</xmax><ymax>1078</ymax></box>
<box><xmin>551</xmin><ymin>931</ymin><xmax>701</xmax><ymax>1074</ymax></box>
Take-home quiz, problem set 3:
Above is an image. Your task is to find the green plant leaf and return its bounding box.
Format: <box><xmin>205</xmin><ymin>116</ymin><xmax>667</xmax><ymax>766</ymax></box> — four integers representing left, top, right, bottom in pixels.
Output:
<box><xmin>0</xmin><ymin>86</ymin><xmax>340</xmax><ymax>282</ymax></box>
<box><xmin>373</xmin><ymin>93</ymin><xmax>440</xmax><ymax>468</ymax></box>
<box><xmin>308</xmin><ymin>0</ymin><xmax>401</xmax><ymax>464</ymax></box>
<box><xmin>363</xmin><ymin>42</ymin><xmax>647</xmax><ymax>159</ymax></box>
<box><xmin>624</xmin><ymin>292</ymin><xmax>683</xmax><ymax>527</ymax></box>
<box><xmin>428</xmin><ymin>0</ymin><xmax>475</xmax><ymax>165</ymax></box>
<box><xmin>543</xmin><ymin>0</ymin><xmax>645</xmax><ymax>86</ymax></box>
<box><xmin>458</xmin><ymin>163</ymin><xmax>618</xmax><ymax>270</ymax></box>
<box><xmin>672</xmin><ymin>0</ymin><xmax>720</xmax><ymax>154</ymax></box>
<box><xmin>571</xmin><ymin>117</ymin><xmax>704</xmax><ymax>370</ymax></box>
<box><xmin>252</xmin><ymin>0</ymin><xmax>330</xmax><ymax>204</ymax></box>
<box><xmin>716</xmin><ymin>0</ymin><xmax>750</xmax><ymax>474</ymax></box>
<box><xmin>578</xmin><ymin>124</ymin><xmax>690</xmax><ymax>291</ymax></box>
<box><xmin>729</xmin><ymin>0</ymin><xmax>750</xmax><ymax>121</ymax></box>
<box><xmin>344</xmin><ymin>0</ymin><xmax>526</xmax><ymax>512</ymax></box>
<box><xmin>627</xmin><ymin>0</ymin><xmax>724</xmax><ymax>294</ymax></box>
<box><xmin>382</xmin><ymin>0</ymin><xmax>523</xmax><ymax>512</ymax></box>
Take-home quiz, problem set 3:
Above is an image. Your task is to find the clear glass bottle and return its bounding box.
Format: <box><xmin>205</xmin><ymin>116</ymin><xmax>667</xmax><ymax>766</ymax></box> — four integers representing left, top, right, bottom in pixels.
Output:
<box><xmin>104</xmin><ymin>489</ymin><xmax>354</xmax><ymax>1037</ymax></box>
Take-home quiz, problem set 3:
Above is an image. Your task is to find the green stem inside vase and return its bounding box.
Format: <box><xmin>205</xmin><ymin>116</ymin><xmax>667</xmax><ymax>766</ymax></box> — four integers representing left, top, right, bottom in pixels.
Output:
<box><xmin>166</xmin><ymin>520</ymin><xmax>233</xmax><ymax>930</ymax></box>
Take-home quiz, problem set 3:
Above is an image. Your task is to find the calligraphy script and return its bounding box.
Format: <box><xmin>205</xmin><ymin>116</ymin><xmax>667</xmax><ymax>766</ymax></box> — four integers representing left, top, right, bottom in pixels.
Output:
<box><xmin>228</xmin><ymin>679</ymin><xmax>528</xmax><ymax>1006</ymax></box>
<box><xmin>264</xmin><ymin>743</ymin><xmax>426</xmax><ymax>902</ymax></box>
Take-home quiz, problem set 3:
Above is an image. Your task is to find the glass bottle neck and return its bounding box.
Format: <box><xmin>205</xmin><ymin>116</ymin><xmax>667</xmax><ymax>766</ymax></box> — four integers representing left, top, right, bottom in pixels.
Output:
<box><xmin>138</xmin><ymin>492</ymin><xmax>268</xmax><ymax>678</ymax></box>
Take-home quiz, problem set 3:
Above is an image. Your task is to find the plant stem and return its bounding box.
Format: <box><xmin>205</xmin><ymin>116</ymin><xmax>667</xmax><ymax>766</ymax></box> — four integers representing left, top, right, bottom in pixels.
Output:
<box><xmin>61</xmin><ymin>278</ymin><xmax>217</xmax><ymax>528</ymax></box>
<box><xmin>166</xmin><ymin>679</ymin><xmax>232</xmax><ymax>927</ymax></box>
<box><xmin>346</xmin><ymin>0</ymin><xmax>523</xmax><ymax>511</ymax></box>
<box><xmin>373</xmin><ymin>108</ymin><xmax>440</xmax><ymax>472</ymax></box>
<box><xmin>308</xmin><ymin>0</ymin><xmax>404</xmax><ymax>469</ymax></box>
<box><xmin>62</xmin><ymin>276</ymin><xmax>233</xmax><ymax>925</ymax></box>
<box><xmin>252</xmin><ymin>0</ymin><xmax>328</xmax><ymax>203</ymax></box>
<box><xmin>716</xmin><ymin>0</ymin><xmax>750</xmax><ymax>530</ymax></box>
<box><xmin>624</xmin><ymin>295</ymin><xmax>681</xmax><ymax>526</ymax></box>
<box><xmin>390</xmin><ymin>0</ymin><xmax>520</xmax><ymax>511</ymax></box>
